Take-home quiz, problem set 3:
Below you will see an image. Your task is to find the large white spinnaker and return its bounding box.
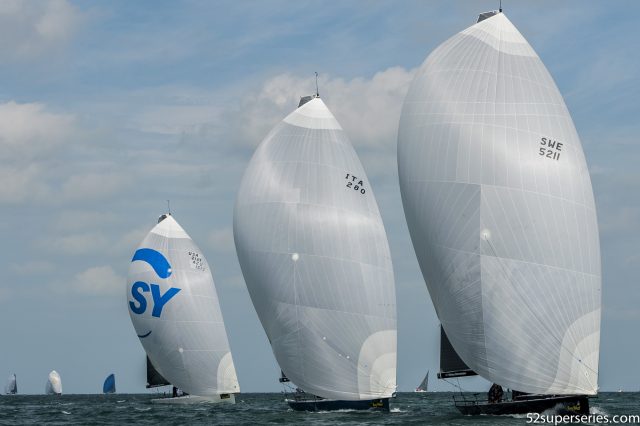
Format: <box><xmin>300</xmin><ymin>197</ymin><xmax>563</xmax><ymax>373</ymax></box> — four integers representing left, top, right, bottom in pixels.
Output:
<box><xmin>126</xmin><ymin>214</ymin><xmax>240</xmax><ymax>397</ymax></box>
<box><xmin>398</xmin><ymin>11</ymin><xmax>600</xmax><ymax>396</ymax></box>
<box><xmin>234</xmin><ymin>96</ymin><xmax>397</xmax><ymax>401</ymax></box>
<box><xmin>46</xmin><ymin>370</ymin><xmax>62</xmax><ymax>395</ymax></box>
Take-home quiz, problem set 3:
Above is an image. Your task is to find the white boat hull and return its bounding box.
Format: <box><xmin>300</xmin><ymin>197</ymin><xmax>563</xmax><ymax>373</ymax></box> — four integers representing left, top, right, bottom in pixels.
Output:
<box><xmin>151</xmin><ymin>394</ymin><xmax>236</xmax><ymax>405</ymax></box>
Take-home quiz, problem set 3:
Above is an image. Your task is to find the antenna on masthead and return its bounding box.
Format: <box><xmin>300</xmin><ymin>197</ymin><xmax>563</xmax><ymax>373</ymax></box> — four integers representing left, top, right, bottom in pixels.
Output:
<box><xmin>499</xmin><ymin>0</ymin><xmax>502</xmax><ymax>12</ymax></box>
<box><xmin>167</xmin><ymin>199</ymin><xmax>171</xmax><ymax>215</ymax></box>
<box><xmin>315</xmin><ymin>72</ymin><xmax>319</xmax><ymax>97</ymax></box>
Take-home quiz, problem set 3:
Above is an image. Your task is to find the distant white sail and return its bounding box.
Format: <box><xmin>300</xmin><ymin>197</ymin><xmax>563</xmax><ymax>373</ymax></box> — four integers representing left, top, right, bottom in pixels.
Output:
<box><xmin>234</xmin><ymin>96</ymin><xmax>397</xmax><ymax>401</ymax></box>
<box><xmin>415</xmin><ymin>371</ymin><xmax>429</xmax><ymax>392</ymax></box>
<box><xmin>46</xmin><ymin>370</ymin><xmax>62</xmax><ymax>395</ymax></box>
<box><xmin>5</xmin><ymin>373</ymin><xmax>17</xmax><ymax>395</ymax></box>
<box><xmin>398</xmin><ymin>11</ymin><xmax>600</xmax><ymax>395</ymax></box>
<box><xmin>126</xmin><ymin>214</ymin><xmax>240</xmax><ymax>397</ymax></box>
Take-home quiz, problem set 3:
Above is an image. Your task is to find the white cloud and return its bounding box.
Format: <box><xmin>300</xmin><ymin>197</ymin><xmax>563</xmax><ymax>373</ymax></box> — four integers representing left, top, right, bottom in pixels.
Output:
<box><xmin>53</xmin><ymin>210</ymin><xmax>118</xmax><ymax>232</ymax></box>
<box><xmin>10</xmin><ymin>260</ymin><xmax>56</xmax><ymax>276</ymax></box>
<box><xmin>0</xmin><ymin>0</ymin><xmax>83</xmax><ymax>60</ymax></box>
<box><xmin>41</xmin><ymin>232</ymin><xmax>110</xmax><ymax>256</ymax></box>
<box><xmin>0</xmin><ymin>101</ymin><xmax>78</xmax><ymax>204</ymax></box>
<box><xmin>61</xmin><ymin>173</ymin><xmax>127</xmax><ymax>201</ymax></box>
<box><xmin>70</xmin><ymin>265</ymin><xmax>124</xmax><ymax>296</ymax></box>
<box><xmin>226</xmin><ymin>67</ymin><xmax>415</xmax><ymax>152</ymax></box>
<box><xmin>0</xmin><ymin>163</ymin><xmax>50</xmax><ymax>204</ymax></box>
<box><xmin>0</xmin><ymin>101</ymin><xmax>76</xmax><ymax>162</ymax></box>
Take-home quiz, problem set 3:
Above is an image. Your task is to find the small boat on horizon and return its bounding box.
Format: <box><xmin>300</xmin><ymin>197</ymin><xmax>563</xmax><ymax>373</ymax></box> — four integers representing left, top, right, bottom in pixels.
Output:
<box><xmin>46</xmin><ymin>370</ymin><xmax>62</xmax><ymax>395</ymax></box>
<box><xmin>103</xmin><ymin>373</ymin><xmax>116</xmax><ymax>394</ymax></box>
<box><xmin>414</xmin><ymin>371</ymin><xmax>429</xmax><ymax>393</ymax></box>
<box><xmin>5</xmin><ymin>373</ymin><xmax>17</xmax><ymax>395</ymax></box>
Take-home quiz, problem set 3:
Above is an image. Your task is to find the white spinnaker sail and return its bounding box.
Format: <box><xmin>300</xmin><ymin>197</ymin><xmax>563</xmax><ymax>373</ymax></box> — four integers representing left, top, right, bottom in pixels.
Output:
<box><xmin>127</xmin><ymin>215</ymin><xmax>240</xmax><ymax>397</ymax></box>
<box><xmin>5</xmin><ymin>374</ymin><xmax>16</xmax><ymax>394</ymax></box>
<box><xmin>46</xmin><ymin>370</ymin><xmax>62</xmax><ymax>395</ymax></box>
<box><xmin>234</xmin><ymin>97</ymin><xmax>397</xmax><ymax>401</ymax></box>
<box><xmin>398</xmin><ymin>11</ymin><xmax>600</xmax><ymax>395</ymax></box>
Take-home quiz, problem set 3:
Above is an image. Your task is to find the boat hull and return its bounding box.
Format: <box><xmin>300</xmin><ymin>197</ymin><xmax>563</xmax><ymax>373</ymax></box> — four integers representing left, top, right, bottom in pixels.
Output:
<box><xmin>455</xmin><ymin>395</ymin><xmax>589</xmax><ymax>416</ymax></box>
<box><xmin>286</xmin><ymin>397</ymin><xmax>389</xmax><ymax>412</ymax></box>
<box><xmin>151</xmin><ymin>394</ymin><xmax>236</xmax><ymax>405</ymax></box>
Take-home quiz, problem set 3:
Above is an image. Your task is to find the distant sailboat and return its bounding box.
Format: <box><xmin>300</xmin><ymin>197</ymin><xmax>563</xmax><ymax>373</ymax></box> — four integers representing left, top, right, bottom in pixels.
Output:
<box><xmin>127</xmin><ymin>213</ymin><xmax>240</xmax><ymax>404</ymax></box>
<box><xmin>398</xmin><ymin>10</ymin><xmax>600</xmax><ymax>416</ymax></box>
<box><xmin>234</xmin><ymin>93</ymin><xmax>397</xmax><ymax>411</ymax></box>
<box><xmin>46</xmin><ymin>371</ymin><xmax>62</xmax><ymax>395</ymax></box>
<box><xmin>5</xmin><ymin>373</ymin><xmax>17</xmax><ymax>395</ymax></box>
<box><xmin>103</xmin><ymin>373</ymin><xmax>116</xmax><ymax>394</ymax></box>
<box><xmin>415</xmin><ymin>371</ymin><xmax>429</xmax><ymax>393</ymax></box>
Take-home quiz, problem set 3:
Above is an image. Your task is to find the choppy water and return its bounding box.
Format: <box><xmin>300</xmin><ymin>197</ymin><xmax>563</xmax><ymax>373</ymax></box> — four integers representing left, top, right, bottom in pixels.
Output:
<box><xmin>0</xmin><ymin>392</ymin><xmax>638</xmax><ymax>425</ymax></box>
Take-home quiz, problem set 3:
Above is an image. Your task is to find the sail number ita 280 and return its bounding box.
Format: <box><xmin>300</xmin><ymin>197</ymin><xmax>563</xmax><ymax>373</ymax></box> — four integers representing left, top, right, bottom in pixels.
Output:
<box><xmin>345</xmin><ymin>173</ymin><xmax>366</xmax><ymax>194</ymax></box>
<box><xmin>539</xmin><ymin>137</ymin><xmax>563</xmax><ymax>161</ymax></box>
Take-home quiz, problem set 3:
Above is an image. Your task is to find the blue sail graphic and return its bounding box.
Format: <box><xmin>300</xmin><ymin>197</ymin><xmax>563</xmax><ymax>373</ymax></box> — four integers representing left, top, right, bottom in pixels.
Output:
<box><xmin>131</xmin><ymin>248</ymin><xmax>172</xmax><ymax>279</ymax></box>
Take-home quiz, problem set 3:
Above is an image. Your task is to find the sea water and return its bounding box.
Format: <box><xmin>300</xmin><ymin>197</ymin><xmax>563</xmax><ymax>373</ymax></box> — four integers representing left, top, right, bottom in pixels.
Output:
<box><xmin>0</xmin><ymin>392</ymin><xmax>637</xmax><ymax>425</ymax></box>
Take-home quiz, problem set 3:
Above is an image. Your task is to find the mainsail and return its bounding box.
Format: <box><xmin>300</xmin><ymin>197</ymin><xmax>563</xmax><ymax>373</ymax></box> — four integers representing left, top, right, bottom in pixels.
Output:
<box><xmin>234</xmin><ymin>95</ymin><xmax>397</xmax><ymax>401</ymax></box>
<box><xmin>438</xmin><ymin>325</ymin><xmax>476</xmax><ymax>379</ymax></box>
<box><xmin>46</xmin><ymin>370</ymin><xmax>62</xmax><ymax>395</ymax></box>
<box><xmin>5</xmin><ymin>374</ymin><xmax>17</xmax><ymax>395</ymax></box>
<box><xmin>103</xmin><ymin>373</ymin><xmax>116</xmax><ymax>394</ymax></box>
<box><xmin>397</xmin><ymin>11</ymin><xmax>601</xmax><ymax>396</ymax></box>
<box><xmin>146</xmin><ymin>356</ymin><xmax>170</xmax><ymax>388</ymax></box>
<box><xmin>127</xmin><ymin>214</ymin><xmax>240</xmax><ymax>397</ymax></box>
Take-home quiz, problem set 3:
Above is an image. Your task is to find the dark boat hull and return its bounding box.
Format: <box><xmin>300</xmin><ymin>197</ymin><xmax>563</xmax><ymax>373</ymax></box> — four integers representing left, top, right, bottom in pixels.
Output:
<box><xmin>286</xmin><ymin>397</ymin><xmax>389</xmax><ymax>412</ymax></box>
<box><xmin>456</xmin><ymin>395</ymin><xmax>589</xmax><ymax>415</ymax></box>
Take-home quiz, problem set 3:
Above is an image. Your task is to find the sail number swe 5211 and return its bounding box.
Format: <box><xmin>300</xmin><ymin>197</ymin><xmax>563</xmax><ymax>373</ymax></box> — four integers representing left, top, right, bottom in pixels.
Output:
<box><xmin>539</xmin><ymin>137</ymin><xmax>563</xmax><ymax>161</ymax></box>
<box><xmin>345</xmin><ymin>173</ymin><xmax>366</xmax><ymax>194</ymax></box>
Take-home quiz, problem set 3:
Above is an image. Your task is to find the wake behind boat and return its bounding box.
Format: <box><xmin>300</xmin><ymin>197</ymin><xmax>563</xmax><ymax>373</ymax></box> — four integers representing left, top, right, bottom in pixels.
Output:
<box><xmin>397</xmin><ymin>9</ymin><xmax>600</xmax><ymax>416</ymax></box>
<box><xmin>234</xmin><ymin>92</ymin><xmax>397</xmax><ymax>412</ymax></box>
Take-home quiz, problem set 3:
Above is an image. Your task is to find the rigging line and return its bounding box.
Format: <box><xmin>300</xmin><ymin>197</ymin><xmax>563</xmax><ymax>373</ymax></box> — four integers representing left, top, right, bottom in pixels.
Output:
<box><xmin>484</xmin><ymin>238</ymin><xmax>598</xmax><ymax>379</ymax></box>
<box><xmin>442</xmin><ymin>377</ymin><xmax>468</xmax><ymax>393</ymax></box>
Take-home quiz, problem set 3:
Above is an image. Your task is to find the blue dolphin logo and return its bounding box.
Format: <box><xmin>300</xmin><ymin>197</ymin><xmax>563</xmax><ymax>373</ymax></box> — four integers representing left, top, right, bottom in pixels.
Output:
<box><xmin>130</xmin><ymin>248</ymin><xmax>180</xmax><ymax>338</ymax></box>
<box><xmin>131</xmin><ymin>248</ymin><xmax>172</xmax><ymax>279</ymax></box>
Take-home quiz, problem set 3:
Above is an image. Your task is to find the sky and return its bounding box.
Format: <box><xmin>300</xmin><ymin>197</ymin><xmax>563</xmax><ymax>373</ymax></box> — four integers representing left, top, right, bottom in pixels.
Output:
<box><xmin>0</xmin><ymin>0</ymin><xmax>638</xmax><ymax>394</ymax></box>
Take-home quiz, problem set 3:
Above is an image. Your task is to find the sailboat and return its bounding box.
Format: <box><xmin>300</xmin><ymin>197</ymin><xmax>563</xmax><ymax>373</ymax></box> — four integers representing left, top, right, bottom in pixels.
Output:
<box><xmin>397</xmin><ymin>9</ymin><xmax>600</xmax><ymax>416</ymax></box>
<box><xmin>414</xmin><ymin>371</ymin><xmax>429</xmax><ymax>393</ymax></box>
<box><xmin>5</xmin><ymin>373</ymin><xmax>17</xmax><ymax>395</ymax></box>
<box><xmin>46</xmin><ymin>370</ymin><xmax>62</xmax><ymax>395</ymax></box>
<box><xmin>234</xmin><ymin>90</ymin><xmax>397</xmax><ymax>411</ymax></box>
<box><xmin>127</xmin><ymin>213</ymin><xmax>240</xmax><ymax>404</ymax></box>
<box><xmin>103</xmin><ymin>373</ymin><xmax>116</xmax><ymax>394</ymax></box>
